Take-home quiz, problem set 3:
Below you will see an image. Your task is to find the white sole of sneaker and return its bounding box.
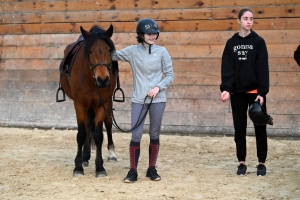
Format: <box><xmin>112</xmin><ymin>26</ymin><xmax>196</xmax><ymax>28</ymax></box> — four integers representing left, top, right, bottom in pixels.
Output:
<box><xmin>146</xmin><ymin>176</ymin><xmax>161</xmax><ymax>181</ymax></box>
<box><xmin>124</xmin><ymin>180</ymin><xmax>136</xmax><ymax>183</ymax></box>
<box><xmin>257</xmin><ymin>173</ymin><xmax>267</xmax><ymax>176</ymax></box>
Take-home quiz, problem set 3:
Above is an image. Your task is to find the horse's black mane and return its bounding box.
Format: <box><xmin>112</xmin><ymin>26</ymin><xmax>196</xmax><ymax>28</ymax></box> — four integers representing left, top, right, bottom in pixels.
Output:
<box><xmin>84</xmin><ymin>25</ymin><xmax>115</xmax><ymax>58</ymax></box>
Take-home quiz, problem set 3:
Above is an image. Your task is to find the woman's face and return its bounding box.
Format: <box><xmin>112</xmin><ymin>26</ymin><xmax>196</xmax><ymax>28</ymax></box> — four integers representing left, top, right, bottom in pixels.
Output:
<box><xmin>143</xmin><ymin>33</ymin><xmax>157</xmax><ymax>44</ymax></box>
<box><xmin>238</xmin><ymin>11</ymin><xmax>253</xmax><ymax>31</ymax></box>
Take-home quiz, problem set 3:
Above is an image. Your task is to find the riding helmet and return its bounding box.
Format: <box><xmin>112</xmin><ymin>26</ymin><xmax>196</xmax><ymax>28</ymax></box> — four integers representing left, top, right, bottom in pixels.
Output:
<box><xmin>136</xmin><ymin>18</ymin><xmax>160</xmax><ymax>37</ymax></box>
<box><xmin>248</xmin><ymin>101</ymin><xmax>273</xmax><ymax>125</ymax></box>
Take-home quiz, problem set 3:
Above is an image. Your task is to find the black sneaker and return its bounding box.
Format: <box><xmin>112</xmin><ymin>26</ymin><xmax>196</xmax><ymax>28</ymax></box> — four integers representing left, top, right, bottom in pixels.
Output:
<box><xmin>237</xmin><ymin>163</ymin><xmax>247</xmax><ymax>176</ymax></box>
<box><xmin>257</xmin><ymin>164</ymin><xmax>267</xmax><ymax>176</ymax></box>
<box><xmin>146</xmin><ymin>166</ymin><xmax>161</xmax><ymax>181</ymax></box>
<box><xmin>124</xmin><ymin>168</ymin><xmax>138</xmax><ymax>183</ymax></box>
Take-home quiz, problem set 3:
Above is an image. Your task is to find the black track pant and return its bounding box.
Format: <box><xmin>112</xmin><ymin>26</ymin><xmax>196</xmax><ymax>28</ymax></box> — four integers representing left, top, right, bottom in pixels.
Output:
<box><xmin>230</xmin><ymin>93</ymin><xmax>268</xmax><ymax>163</ymax></box>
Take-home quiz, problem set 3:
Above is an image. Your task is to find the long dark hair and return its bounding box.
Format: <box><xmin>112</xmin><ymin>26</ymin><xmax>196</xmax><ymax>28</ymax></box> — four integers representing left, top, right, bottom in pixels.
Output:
<box><xmin>136</xmin><ymin>33</ymin><xmax>144</xmax><ymax>43</ymax></box>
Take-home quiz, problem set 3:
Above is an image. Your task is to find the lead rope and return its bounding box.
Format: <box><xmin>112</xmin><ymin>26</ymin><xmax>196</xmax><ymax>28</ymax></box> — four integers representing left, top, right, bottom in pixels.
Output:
<box><xmin>111</xmin><ymin>96</ymin><xmax>153</xmax><ymax>132</ymax></box>
<box><xmin>97</xmin><ymin>84</ymin><xmax>152</xmax><ymax>133</ymax></box>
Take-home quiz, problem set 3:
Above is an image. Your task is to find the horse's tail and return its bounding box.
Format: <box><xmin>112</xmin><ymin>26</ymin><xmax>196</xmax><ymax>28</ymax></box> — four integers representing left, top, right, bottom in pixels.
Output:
<box><xmin>88</xmin><ymin>131</ymin><xmax>95</xmax><ymax>148</ymax></box>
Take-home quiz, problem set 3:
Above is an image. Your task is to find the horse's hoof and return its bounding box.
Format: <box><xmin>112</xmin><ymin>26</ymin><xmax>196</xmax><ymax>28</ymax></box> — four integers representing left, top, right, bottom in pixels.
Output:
<box><xmin>107</xmin><ymin>157</ymin><xmax>117</xmax><ymax>162</ymax></box>
<box><xmin>82</xmin><ymin>161</ymin><xmax>89</xmax><ymax>167</ymax></box>
<box><xmin>95</xmin><ymin>171</ymin><xmax>107</xmax><ymax>178</ymax></box>
<box><xmin>73</xmin><ymin>171</ymin><xmax>84</xmax><ymax>177</ymax></box>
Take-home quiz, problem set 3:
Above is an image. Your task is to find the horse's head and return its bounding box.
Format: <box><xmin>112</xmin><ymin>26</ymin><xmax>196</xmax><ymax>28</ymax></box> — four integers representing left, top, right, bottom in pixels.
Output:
<box><xmin>80</xmin><ymin>25</ymin><xmax>115</xmax><ymax>88</ymax></box>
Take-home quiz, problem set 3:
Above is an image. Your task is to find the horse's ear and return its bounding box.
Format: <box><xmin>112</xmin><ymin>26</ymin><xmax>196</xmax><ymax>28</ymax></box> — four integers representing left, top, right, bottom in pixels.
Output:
<box><xmin>80</xmin><ymin>26</ymin><xmax>89</xmax><ymax>39</ymax></box>
<box><xmin>106</xmin><ymin>24</ymin><xmax>114</xmax><ymax>38</ymax></box>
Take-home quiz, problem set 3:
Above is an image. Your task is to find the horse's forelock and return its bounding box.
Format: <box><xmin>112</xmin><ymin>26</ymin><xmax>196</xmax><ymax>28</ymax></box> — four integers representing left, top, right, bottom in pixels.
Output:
<box><xmin>84</xmin><ymin>31</ymin><xmax>98</xmax><ymax>58</ymax></box>
<box><xmin>97</xmin><ymin>33</ymin><xmax>116</xmax><ymax>52</ymax></box>
<box><xmin>90</xmin><ymin>25</ymin><xmax>115</xmax><ymax>51</ymax></box>
<box><xmin>89</xmin><ymin>25</ymin><xmax>104</xmax><ymax>34</ymax></box>
<box><xmin>84</xmin><ymin>26</ymin><xmax>115</xmax><ymax>58</ymax></box>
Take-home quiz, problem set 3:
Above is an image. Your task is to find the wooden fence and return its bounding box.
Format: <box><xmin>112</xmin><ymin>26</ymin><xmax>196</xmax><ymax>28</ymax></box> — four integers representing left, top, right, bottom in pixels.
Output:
<box><xmin>1</xmin><ymin>0</ymin><xmax>300</xmax><ymax>136</ymax></box>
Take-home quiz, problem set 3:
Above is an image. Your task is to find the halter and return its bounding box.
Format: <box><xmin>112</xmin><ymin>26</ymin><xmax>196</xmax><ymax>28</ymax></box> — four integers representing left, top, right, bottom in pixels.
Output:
<box><xmin>88</xmin><ymin>56</ymin><xmax>111</xmax><ymax>72</ymax></box>
<box><xmin>87</xmin><ymin>51</ymin><xmax>112</xmax><ymax>92</ymax></box>
<box><xmin>87</xmin><ymin>33</ymin><xmax>112</xmax><ymax>73</ymax></box>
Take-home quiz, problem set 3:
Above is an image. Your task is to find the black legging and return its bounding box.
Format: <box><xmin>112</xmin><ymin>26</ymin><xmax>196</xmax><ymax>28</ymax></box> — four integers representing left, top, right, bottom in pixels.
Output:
<box><xmin>230</xmin><ymin>93</ymin><xmax>268</xmax><ymax>163</ymax></box>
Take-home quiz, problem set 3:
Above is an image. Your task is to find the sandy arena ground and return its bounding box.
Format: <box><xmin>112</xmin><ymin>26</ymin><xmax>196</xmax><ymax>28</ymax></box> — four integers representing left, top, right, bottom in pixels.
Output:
<box><xmin>0</xmin><ymin>127</ymin><xmax>299</xmax><ymax>200</ymax></box>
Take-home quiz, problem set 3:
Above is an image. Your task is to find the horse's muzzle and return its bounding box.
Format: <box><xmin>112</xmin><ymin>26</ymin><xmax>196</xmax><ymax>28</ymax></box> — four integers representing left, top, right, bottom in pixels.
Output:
<box><xmin>96</xmin><ymin>76</ymin><xmax>110</xmax><ymax>88</ymax></box>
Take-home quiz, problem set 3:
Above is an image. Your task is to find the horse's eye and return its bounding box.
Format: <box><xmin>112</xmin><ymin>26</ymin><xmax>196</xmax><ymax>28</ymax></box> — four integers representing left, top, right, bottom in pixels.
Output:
<box><xmin>89</xmin><ymin>50</ymin><xmax>92</xmax><ymax>54</ymax></box>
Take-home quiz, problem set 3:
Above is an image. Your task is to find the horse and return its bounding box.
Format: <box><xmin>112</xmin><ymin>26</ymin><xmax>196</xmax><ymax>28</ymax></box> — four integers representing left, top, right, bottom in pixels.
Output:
<box><xmin>58</xmin><ymin>24</ymin><xmax>118</xmax><ymax>177</ymax></box>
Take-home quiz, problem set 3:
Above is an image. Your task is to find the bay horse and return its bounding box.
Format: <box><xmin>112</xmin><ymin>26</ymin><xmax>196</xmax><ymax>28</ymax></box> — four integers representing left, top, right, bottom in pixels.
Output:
<box><xmin>59</xmin><ymin>25</ymin><xmax>118</xmax><ymax>177</ymax></box>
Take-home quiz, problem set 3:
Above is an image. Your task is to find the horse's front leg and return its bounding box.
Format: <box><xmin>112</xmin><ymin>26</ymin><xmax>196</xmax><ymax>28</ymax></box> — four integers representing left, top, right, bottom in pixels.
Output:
<box><xmin>82</xmin><ymin>108</ymin><xmax>95</xmax><ymax>167</ymax></box>
<box><xmin>104</xmin><ymin>118</ymin><xmax>117</xmax><ymax>162</ymax></box>
<box><xmin>94</xmin><ymin>122</ymin><xmax>107</xmax><ymax>177</ymax></box>
<box><xmin>73</xmin><ymin>122</ymin><xmax>86</xmax><ymax>176</ymax></box>
<box><xmin>82</xmin><ymin>138</ymin><xmax>91</xmax><ymax>167</ymax></box>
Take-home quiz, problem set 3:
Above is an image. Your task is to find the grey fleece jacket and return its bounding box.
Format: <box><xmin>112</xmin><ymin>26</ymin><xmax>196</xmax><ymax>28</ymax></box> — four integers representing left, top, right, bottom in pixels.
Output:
<box><xmin>112</xmin><ymin>43</ymin><xmax>174</xmax><ymax>104</ymax></box>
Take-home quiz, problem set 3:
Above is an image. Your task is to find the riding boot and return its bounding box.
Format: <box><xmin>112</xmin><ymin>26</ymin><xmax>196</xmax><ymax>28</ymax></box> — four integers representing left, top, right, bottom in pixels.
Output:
<box><xmin>148</xmin><ymin>139</ymin><xmax>160</xmax><ymax>168</ymax></box>
<box><xmin>129</xmin><ymin>141</ymin><xmax>140</xmax><ymax>170</ymax></box>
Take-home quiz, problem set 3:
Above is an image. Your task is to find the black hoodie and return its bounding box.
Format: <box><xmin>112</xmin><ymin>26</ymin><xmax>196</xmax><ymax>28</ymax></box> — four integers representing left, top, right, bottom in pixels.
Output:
<box><xmin>220</xmin><ymin>30</ymin><xmax>269</xmax><ymax>97</ymax></box>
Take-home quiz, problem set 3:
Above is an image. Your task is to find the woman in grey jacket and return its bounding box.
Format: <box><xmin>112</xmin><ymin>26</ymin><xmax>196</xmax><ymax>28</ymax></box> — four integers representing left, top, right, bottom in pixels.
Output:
<box><xmin>112</xmin><ymin>18</ymin><xmax>174</xmax><ymax>183</ymax></box>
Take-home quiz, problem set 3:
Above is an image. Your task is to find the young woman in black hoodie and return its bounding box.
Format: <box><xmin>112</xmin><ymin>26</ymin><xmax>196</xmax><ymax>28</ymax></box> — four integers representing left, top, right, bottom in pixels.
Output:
<box><xmin>220</xmin><ymin>9</ymin><xmax>270</xmax><ymax>176</ymax></box>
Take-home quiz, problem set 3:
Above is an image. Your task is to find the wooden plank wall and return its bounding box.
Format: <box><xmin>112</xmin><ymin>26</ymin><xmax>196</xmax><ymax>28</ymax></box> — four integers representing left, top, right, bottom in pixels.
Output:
<box><xmin>1</xmin><ymin>0</ymin><xmax>300</xmax><ymax>136</ymax></box>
